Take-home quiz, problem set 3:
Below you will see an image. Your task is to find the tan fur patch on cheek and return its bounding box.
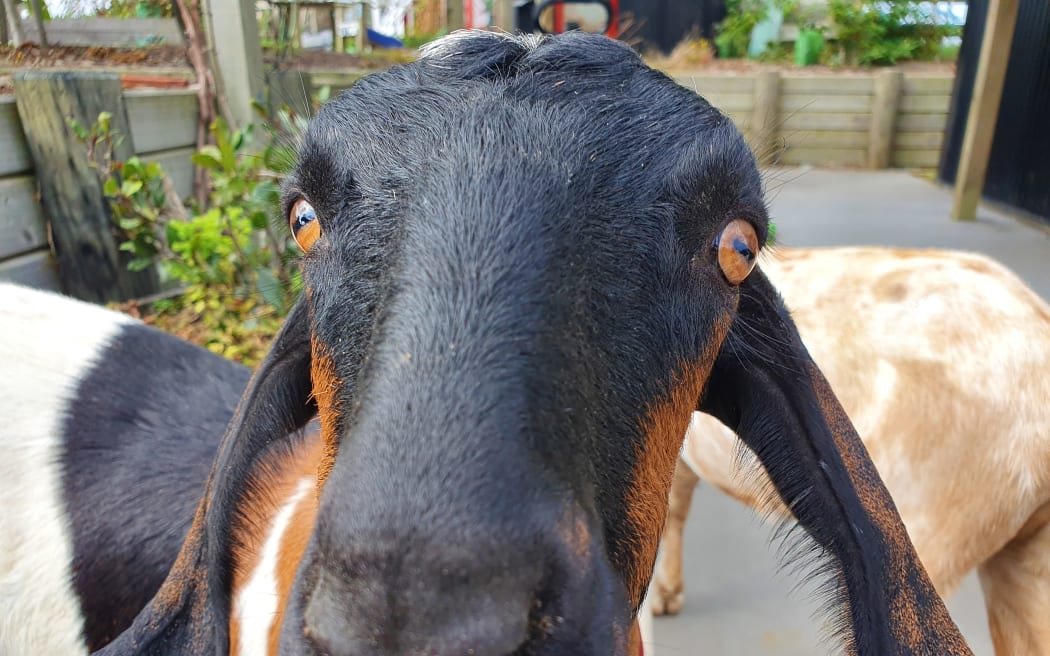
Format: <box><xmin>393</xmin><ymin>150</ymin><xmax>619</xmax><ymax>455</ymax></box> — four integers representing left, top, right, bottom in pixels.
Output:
<box><xmin>623</xmin><ymin>313</ymin><xmax>731</xmax><ymax>607</ymax></box>
<box><xmin>311</xmin><ymin>339</ymin><xmax>341</xmax><ymax>488</ymax></box>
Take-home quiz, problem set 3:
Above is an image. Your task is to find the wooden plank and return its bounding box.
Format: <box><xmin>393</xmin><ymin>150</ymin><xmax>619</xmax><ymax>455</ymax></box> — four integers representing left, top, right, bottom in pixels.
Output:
<box><xmin>780</xmin><ymin>147</ymin><xmax>867</xmax><ymax>167</ymax></box>
<box><xmin>892</xmin><ymin>149</ymin><xmax>942</xmax><ymax>169</ymax></box>
<box><xmin>952</xmin><ymin>0</ymin><xmax>1020</xmax><ymax>220</ymax></box>
<box><xmin>0</xmin><ymin>249</ymin><xmax>61</xmax><ymax>291</ymax></box>
<box><xmin>124</xmin><ymin>89</ymin><xmax>198</xmax><ymax>154</ymax></box>
<box><xmin>21</xmin><ymin>17</ymin><xmax>183</xmax><ymax>46</ymax></box>
<box><xmin>780</xmin><ymin>112</ymin><xmax>872</xmax><ymax>131</ymax></box>
<box><xmin>894</xmin><ymin>131</ymin><xmax>945</xmax><ymax>150</ymax></box>
<box><xmin>781</xmin><ymin>94</ymin><xmax>873</xmax><ymax>114</ymax></box>
<box><xmin>896</xmin><ymin>113</ymin><xmax>949</xmax><ymax>131</ymax></box>
<box><xmin>14</xmin><ymin>71</ymin><xmax>159</xmax><ymax>302</ymax></box>
<box><xmin>701</xmin><ymin>92</ymin><xmax>754</xmax><ymax>113</ymax></box>
<box><xmin>0</xmin><ymin>98</ymin><xmax>33</xmax><ymax>177</ymax></box>
<box><xmin>783</xmin><ymin>130</ymin><xmax>869</xmax><ymax>148</ymax></box>
<box><xmin>0</xmin><ymin>175</ymin><xmax>48</xmax><ymax>259</ymax></box>
<box><xmin>310</xmin><ymin>71</ymin><xmax>368</xmax><ymax>89</ymax></box>
<box><xmin>781</xmin><ymin>76</ymin><xmax>875</xmax><ymax>95</ymax></box>
<box><xmin>901</xmin><ymin>77</ymin><xmax>955</xmax><ymax>95</ymax></box>
<box><xmin>751</xmin><ymin>72</ymin><xmax>780</xmax><ymax>166</ymax></box>
<box><xmin>208</xmin><ymin>0</ymin><xmax>265</xmax><ymax>129</ymax></box>
<box><xmin>143</xmin><ymin>146</ymin><xmax>196</xmax><ymax>201</ymax></box>
<box><xmin>674</xmin><ymin>75</ymin><xmax>756</xmax><ymax>94</ymax></box>
<box><xmin>898</xmin><ymin>93</ymin><xmax>952</xmax><ymax>114</ymax></box>
<box><xmin>868</xmin><ymin>69</ymin><xmax>903</xmax><ymax>169</ymax></box>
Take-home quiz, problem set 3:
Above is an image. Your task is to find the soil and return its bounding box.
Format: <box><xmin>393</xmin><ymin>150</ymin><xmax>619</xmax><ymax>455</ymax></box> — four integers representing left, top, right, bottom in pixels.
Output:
<box><xmin>0</xmin><ymin>43</ymin><xmax>417</xmax><ymax>94</ymax></box>
<box><xmin>0</xmin><ymin>43</ymin><xmax>192</xmax><ymax>94</ymax></box>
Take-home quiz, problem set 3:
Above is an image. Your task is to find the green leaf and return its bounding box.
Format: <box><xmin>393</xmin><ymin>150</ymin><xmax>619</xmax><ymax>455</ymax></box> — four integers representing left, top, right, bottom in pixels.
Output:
<box><xmin>127</xmin><ymin>258</ymin><xmax>152</xmax><ymax>271</ymax></box>
<box><xmin>118</xmin><ymin>218</ymin><xmax>143</xmax><ymax>230</ymax></box>
<box><xmin>103</xmin><ymin>177</ymin><xmax>120</xmax><ymax>196</ymax></box>
<box><xmin>121</xmin><ymin>180</ymin><xmax>144</xmax><ymax>196</ymax></box>
<box><xmin>69</xmin><ymin>118</ymin><xmax>89</xmax><ymax>141</ymax></box>
<box><xmin>192</xmin><ymin>147</ymin><xmax>223</xmax><ymax>170</ymax></box>
<box><xmin>97</xmin><ymin>112</ymin><xmax>112</xmax><ymax>136</ymax></box>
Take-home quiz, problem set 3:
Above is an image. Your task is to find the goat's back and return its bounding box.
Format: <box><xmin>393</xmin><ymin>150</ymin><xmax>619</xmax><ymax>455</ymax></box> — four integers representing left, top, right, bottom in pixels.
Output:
<box><xmin>0</xmin><ymin>283</ymin><xmax>247</xmax><ymax>652</ymax></box>
<box><xmin>685</xmin><ymin>247</ymin><xmax>1050</xmax><ymax>594</ymax></box>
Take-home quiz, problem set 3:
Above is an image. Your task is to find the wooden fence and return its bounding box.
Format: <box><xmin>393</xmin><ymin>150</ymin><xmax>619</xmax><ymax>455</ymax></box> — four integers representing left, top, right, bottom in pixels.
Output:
<box><xmin>671</xmin><ymin>70</ymin><xmax>953</xmax><ymax>169</ymax></box>
<box><xmin>0</xmin><ymin>85</ymin><xmax>197</xmax><ymax>295</ymax></box>
<box><xmin>296</xmin><ymin>68</ymin><xmax>953</xmax><ymax>170</ymax></box>
<box><xmin>22</xmin><ymin>17</ymin><xmax>185</xmax><ymax>47</ymax></box>
<box><xmin>0</xmin><ymin>67</ymin><xmax>952</xmax><ymax>301</ymax></box>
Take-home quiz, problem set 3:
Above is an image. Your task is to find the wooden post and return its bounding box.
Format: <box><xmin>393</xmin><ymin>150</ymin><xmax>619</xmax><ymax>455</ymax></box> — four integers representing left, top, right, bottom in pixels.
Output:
<box><xmin>28</xmin><ymin>0</ymin><xmax>47</xmax><ymax>46</ymax></box>
<box><xmin>355</xmin><ymin>1</ymin><xmax>366</xmax><ymax>52</ymax></box>
<box><xmin>1</xmin><ymin>0</ymin><xmax>24</xmax><ymax>46</ymax></box>
<box><xmin>868</xmin><ymin>69</ymin><xmax>903</xmax><ymax>169</ymax></box>
<box><xmin>0</xmin><ymin>0</ymin><xmax>9</xmax><ymax>45</ymax></box>
<box><xmin>446</xmin><ymin>0</ymin><xmax>464</xmax><ymax>31</ymax></box>
<box><xmin>13</xmin><ymin>72</ymin><xmax>160</xmax><ymax>302</ymax></box>
<box><xmin>333</xmin><ymin>4</ymin><xmax>344</xmax><ymax>52</ymax></box>
<box><xmin>951</xmin><ymin>0</ymin><xmax>1020</xmax><ymax>220</ymax></box>
<box><xmin>203</xmin><ymin>0</ymin><xmax>265</xmax><ymax>130</ymax></box>
<box><xmin>751</xmin><ymin>71</ymin><xmax>780</xmax><ymax>166</ymax></box>
<box><xmin>492</xmin><ymin>0</ymin><xmax>514</xmax><ymax>31</ymax></box>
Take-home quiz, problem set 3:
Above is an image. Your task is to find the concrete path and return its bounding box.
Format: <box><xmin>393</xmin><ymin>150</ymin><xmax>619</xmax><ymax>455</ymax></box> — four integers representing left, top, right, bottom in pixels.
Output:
<box><xmin>651</xmin><ymin>167</ymin><xmax>1050</xmax><ymax>656</ymax></box>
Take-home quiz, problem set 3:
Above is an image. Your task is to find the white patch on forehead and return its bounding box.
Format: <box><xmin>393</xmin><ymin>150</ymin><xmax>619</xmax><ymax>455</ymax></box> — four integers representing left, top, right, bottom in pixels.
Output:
<box><xmin>234</xmin><ymin>477</ymin><xmax>313</xmax><ymax>656</ymax></box>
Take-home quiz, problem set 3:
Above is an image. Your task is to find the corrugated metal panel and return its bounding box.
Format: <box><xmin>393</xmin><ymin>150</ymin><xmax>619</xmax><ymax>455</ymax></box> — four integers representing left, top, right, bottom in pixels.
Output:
<box><xmin>940</xmin><ymin>0</ymin><xmax>1050</xmax><ymax>223</ymax></box>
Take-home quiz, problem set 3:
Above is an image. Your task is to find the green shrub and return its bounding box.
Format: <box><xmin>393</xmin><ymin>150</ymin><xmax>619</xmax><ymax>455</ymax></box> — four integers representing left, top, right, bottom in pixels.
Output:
<box><xmin>715</xmin><ymin>0</ymin><xmax>768</xmax><ymax>59</ymax></box>
<box><xmin>74</xmin><ymin>103</ymin><xmax>310</xmax><ymax>364</ymax></box>
<box><xmin>828</xmin><ymin>0</ymin><xmax>959</xmax><ymax>66</ymax></box>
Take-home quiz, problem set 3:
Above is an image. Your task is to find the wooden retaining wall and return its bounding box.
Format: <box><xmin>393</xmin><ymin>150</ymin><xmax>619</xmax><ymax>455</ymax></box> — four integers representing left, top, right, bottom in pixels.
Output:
<box><xmin>672</xmin><ymin>71</ymin><xmax>952</xmax><ymax>170</ymax></box>
<box><xmin>0</xmin><ymin>88</ymin><xmax>198</xmax><ymax>292</ymax></box>
<box><xmin>301</xmin><ymin>68</ymin><xmax>952</xmax><ymax>171</ymax></box>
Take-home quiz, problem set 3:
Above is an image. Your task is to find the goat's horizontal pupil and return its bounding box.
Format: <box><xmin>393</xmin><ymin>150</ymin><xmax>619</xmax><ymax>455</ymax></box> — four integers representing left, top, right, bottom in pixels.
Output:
<box><xmin>716</xmin><ymin>220</ymin><xmax>759</xmax><ymax>285</ymax></box>
<box><xmin>290</xmin><ymin>199</ymin><xmax>320</xmax><ymax>252</ymax></box>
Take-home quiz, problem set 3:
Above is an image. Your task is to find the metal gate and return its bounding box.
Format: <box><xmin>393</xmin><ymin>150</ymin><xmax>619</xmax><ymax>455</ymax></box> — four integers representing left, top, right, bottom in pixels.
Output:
<box><xmin>938</xmin><ymin>0</ymin><xmax>1050</xmax><ymax>223</ymax></box>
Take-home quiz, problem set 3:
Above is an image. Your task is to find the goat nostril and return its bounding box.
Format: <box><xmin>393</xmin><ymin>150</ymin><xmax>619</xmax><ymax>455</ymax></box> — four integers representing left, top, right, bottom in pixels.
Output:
<box><xmin>304</xmin><ymin>564</ymin><xmax>537</xmax><ymax>656</ymax></box>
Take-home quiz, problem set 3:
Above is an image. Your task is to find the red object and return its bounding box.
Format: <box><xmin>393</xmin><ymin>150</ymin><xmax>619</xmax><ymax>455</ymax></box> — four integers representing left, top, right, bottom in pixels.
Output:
<box><xmin>606</xmin><ymin>0</ymin><xmax>619</xmax><ymax>37</ymax></box>
<box><xmin>553</xmin><ymin>2</ymin><xmax>565</xmax><ymax>33</ymax></box>
<box><xmin>119</xmin><ymin>75</ymin><xmax>190</xmax><ymax>90</ymax></box>
<box><xmin>464</xmin><ymin>0</ymin><xmax>473</xmax><ymax>29</ymax></box>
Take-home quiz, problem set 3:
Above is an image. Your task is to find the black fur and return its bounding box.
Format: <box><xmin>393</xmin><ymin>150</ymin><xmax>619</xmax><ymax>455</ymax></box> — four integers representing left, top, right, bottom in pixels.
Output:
<box><xmin>62</xmin><ymin>323</ymin><xmax>249</xmax><ymax>649</ymax></box>
<box><xmin>96</xmin><ymin>31</ymin><xmax>968</xmax><ymax>656</ymax></box>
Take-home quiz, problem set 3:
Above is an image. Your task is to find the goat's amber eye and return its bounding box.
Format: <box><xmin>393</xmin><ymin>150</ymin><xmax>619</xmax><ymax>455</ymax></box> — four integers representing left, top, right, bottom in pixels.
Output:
<box><xmin>290</xmin><ymin>198</ymin><xmax>320</xmax><ymax>252</ymax></box>
<box><xmin>715</xmin><ymin>220</ymin><xmax>759</xmax><ymax>285</ymax></box>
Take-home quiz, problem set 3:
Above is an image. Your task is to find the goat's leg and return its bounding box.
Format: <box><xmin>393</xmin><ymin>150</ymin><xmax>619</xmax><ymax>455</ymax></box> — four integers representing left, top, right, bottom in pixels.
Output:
<box><xmin>651</xmin><ymin>456</ymin><xmax>700</xmax><ymax>616</ymax></box>
<box><xmin>978</xmin><ymin>510</ymin><xmax>1050</xmax><ymax>656</ymax></box>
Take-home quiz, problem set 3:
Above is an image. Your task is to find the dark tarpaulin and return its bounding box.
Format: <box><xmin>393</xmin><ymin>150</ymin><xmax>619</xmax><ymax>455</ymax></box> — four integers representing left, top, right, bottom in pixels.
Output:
<box><xmin>618</xmin><ymin>0</ymin><xmax>726</xmax><ymax>53</ymax></box>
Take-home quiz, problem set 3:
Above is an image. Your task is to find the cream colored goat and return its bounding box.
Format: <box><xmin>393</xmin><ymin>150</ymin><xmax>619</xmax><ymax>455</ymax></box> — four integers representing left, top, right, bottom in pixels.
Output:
<box><xmin>652</xmin><ymin>246</ymin><xmax>1050</xmax><ymax>656</ymax></box>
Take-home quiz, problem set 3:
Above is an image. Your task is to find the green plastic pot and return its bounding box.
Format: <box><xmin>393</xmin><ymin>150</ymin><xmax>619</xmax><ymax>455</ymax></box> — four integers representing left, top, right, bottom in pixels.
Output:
<box><xmin>794</xmin><ymin>28</ymin><xmax>824</xmax><ymax>66</ymax></box>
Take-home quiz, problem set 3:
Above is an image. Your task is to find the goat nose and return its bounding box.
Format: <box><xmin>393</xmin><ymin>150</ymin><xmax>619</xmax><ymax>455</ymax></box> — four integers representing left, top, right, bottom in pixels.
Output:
<box><xmin>303</xmin><ymin>549</ymin><xmax>541</xmax><ymax>656</ymax></box>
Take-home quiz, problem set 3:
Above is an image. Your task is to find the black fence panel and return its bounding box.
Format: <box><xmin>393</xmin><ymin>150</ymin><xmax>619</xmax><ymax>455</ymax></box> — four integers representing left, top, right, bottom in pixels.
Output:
<box><xmin>939</xmin><ymin>0</ymin><xmax>1050</xmax><ymax>223</ymax></box>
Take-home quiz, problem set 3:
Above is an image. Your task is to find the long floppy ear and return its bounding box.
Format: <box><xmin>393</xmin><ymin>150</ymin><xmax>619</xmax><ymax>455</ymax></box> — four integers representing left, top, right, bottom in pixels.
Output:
<box><xmin>699</xmin><ymin>269</ymin><xmax>971</xmax><ymax>655</ymax></box>
<box><xmin>94</xmin><ymin>297</ymin><xmax>316</xmax><ymax>655</ymax></box>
